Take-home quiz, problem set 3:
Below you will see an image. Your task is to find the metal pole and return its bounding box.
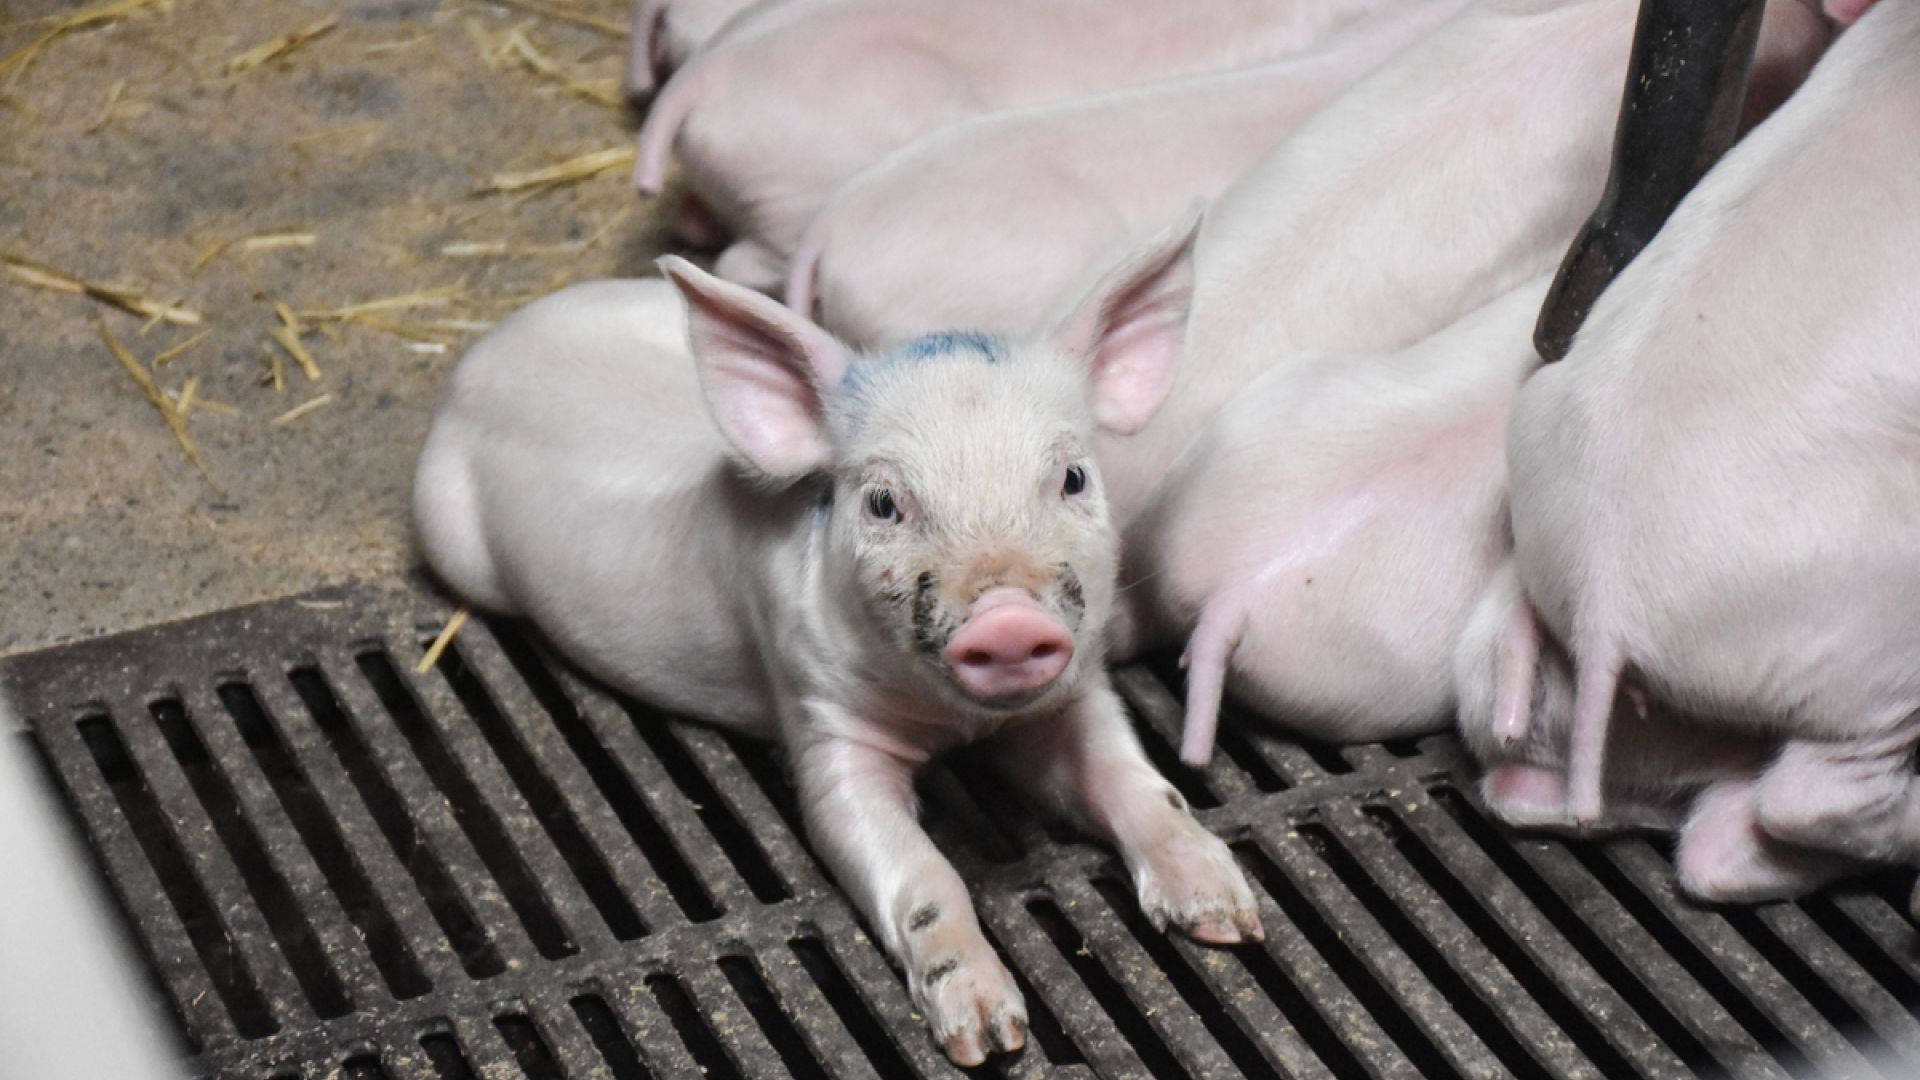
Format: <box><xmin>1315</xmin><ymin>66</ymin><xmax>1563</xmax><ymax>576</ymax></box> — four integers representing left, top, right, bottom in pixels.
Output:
<box><xmin>1534</xmin><ymin>0</ymin><xmax>1767</xmax><ymax>361</ymax></box>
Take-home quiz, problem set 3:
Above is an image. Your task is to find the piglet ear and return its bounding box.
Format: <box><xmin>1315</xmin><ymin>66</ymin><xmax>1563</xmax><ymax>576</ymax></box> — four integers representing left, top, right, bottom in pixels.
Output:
<box><xmin>659</xmin><ymin>256</ymin><xmax>849</xmax><ymax>480</ymax></box>
<box><xmin>1048</xmin><ymin>206</ymin><xmax>1202</xmax><ymax>436</ymax></box>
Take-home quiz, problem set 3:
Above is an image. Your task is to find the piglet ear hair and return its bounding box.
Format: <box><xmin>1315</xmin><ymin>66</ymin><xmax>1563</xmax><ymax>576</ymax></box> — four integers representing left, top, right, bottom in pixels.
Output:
<box><xmin>1048</xmin><ymin>204</ymin><xmax>1202</xmax><ymax>436</ymax></box>
<box><xmin>659</xmin><ymin>256</ymin><xmax>849</xmax><ymax>480</ymax></box>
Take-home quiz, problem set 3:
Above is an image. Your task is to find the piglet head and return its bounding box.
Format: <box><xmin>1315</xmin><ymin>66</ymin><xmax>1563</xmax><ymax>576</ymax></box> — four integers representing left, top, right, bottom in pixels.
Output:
<box><xmin>660</xmin><ymin>211</ymin><xmax>1199</xmax><ymax>713</ymax></box>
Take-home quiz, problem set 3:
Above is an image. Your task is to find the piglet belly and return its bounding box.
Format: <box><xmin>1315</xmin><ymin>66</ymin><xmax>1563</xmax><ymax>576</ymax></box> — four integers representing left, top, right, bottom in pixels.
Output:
<box><xmin>1231</xmin><ymin>570</ymin><xmax>1461</xmax><ymax>741</ymax></box>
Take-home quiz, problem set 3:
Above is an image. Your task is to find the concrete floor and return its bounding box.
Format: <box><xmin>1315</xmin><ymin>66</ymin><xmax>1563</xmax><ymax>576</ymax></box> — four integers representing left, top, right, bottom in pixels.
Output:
<box><xmin>1</xmin><ymin>0</ymin><xmax>676</xmax><ymax>655</ymax></box>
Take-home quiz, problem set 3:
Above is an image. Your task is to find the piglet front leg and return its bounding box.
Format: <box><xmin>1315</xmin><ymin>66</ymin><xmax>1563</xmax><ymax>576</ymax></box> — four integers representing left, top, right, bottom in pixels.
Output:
<box><xmin>790</xmin><ymin>722</ymin><xmax>1027</xmax><ymax>1067</ymax></box>
<box><xmin>1002</xmin><ymin>684</ymin><xmax>1263</xmax><ymax>944</ymax></box>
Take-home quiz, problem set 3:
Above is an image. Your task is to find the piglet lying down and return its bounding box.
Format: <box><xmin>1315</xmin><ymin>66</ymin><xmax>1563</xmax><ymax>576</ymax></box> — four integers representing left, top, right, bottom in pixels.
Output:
<box><xmin>1460</xmin><ymin>0</ymin><xmax>1920</xmax><ymax>910</ymax></box>
<box><xmin>412</xmin><ymin>217</ymin><xmax>1259</xmax><ymax>1066</ymax></box>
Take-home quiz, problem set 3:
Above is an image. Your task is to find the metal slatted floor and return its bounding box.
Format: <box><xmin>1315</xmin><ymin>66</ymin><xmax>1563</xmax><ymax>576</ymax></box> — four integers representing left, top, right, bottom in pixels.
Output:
<box><xmin>6</xmin><ymin>583</ymin><xmax>1920</xmax><ymax>1080</ymax></box>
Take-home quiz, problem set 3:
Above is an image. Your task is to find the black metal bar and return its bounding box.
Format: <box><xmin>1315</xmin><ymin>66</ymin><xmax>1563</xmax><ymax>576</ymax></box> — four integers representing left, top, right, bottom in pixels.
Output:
<box><xmin>10</xmin><ymin>585</ymin><xmax>1920</xmax><ymax>1080</ymax></box>
<box><xmin>1535</xmin><ymin>0</ymin><xmax>1767</xmax><ymax>361</ymax></box>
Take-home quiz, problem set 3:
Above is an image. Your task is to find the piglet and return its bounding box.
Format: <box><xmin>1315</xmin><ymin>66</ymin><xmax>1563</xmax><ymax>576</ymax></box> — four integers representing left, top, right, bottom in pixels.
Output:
<box><xmin>634</xmin><ymin>0</ymin><xmax>1395</xmax><ymax>290</ymax></box>
<box><xmin>788</xmin><ymin>0</ymin><xmax>1467</xmax><ymax>347</ymax></box>
<box><xmin>1484</xmin><ymin>0</ymin><xmax>1920</xmax><ymax>906</ymax></box>
<box><xmin>1123</xmin><ymin>280</ymin><xmax>1546</xmax><ymax>765</ymax></box>
<box><xmin>413</xmin><ymin>215</ymin><xmax>1261</xmax><ymax>1066</ymax></box>
<box><xmin>1096</xmin><ymin>0</ymin><xmax>1829</xmax><ymax>533</ymax></box>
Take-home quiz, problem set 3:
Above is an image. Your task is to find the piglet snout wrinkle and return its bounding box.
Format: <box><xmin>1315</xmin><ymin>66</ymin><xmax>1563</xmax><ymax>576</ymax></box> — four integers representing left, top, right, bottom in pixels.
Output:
<box><xmin>944</xmin><ymin>587</ymin><xmax>1073</xmax><ymax>701</ymax></box>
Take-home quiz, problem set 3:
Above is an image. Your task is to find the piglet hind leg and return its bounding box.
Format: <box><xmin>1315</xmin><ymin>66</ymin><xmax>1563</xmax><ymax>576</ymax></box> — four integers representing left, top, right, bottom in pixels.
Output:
<box><xmin>1750</xmin><ymin>727</ymin><xmax>1920</xmax><ymax>882</ymax></box>
<box><xmin>1675</xmin><ymin>778</ymin><xmax>1854</xmax><ymax>904</ymax></box>
<box><xmin>999</xmin><ymin>684</ymin><xmax>1263</xmax><ymax>945</ymax></box>
<box><xmin>1177</xmin><ymin>601</ymin><xmax>1246</xmax><ymax>767</ymax></box>
<box><xmin>1566</xmin><ymin>641</ymin><xmax>1628</xmax><ymax>826</ymax></box>
<box><xmin>791</xmin><ymin>730</ymin><xmax>1026</xmax><ymax>1066</ymax></box>
<box><xmin>1494</xmin><ymin>595</ymin><xmax>1542</xmax><ymax>748</ymax></box>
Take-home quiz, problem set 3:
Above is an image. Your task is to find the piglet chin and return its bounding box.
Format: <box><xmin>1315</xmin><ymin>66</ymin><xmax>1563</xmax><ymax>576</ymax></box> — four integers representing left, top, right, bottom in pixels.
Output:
<box><xmin>943</xmin><ymin>587</ymin><xmax>1075</xmax><ymax>706</ymax></box>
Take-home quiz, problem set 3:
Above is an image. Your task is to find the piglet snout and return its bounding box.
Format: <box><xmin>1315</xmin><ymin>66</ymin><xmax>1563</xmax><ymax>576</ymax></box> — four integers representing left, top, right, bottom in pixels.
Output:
<box><xmin>944</xmin><ymin>587</ymin><xmax>1073</xmax><ymax>701</ymax></box>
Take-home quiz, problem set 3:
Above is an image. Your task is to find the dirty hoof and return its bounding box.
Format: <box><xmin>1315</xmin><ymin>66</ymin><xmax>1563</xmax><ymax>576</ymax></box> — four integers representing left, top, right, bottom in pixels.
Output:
<box><xmin>914</xmin><ymin>948</ymin><xmax>1027</xmax><ymax>1067</ymax></box>
<box><xmin>1135</xmin><ymin>824</ymin><xmax>1263</xmax><ymax>945</ymax></box>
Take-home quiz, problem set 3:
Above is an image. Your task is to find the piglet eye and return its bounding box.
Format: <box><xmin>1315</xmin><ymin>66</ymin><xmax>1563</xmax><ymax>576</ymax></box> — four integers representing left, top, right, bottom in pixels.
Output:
<box><xmin>1062</xmin><ymin>465</ymin><xmax>1088</xmax><ymax>497</ymax></box>
<box><xmin>866</xmin><ymin>489</ymin><xmax>901</xmax><ymax>522</ymax></box>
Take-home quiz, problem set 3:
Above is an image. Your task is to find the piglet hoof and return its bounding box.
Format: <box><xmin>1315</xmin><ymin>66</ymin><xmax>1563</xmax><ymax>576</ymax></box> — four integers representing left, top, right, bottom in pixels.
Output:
<box><xmin>913</xmin><ymin>948</ymin><xmax>1027</xmax><ymax>1067</ymax></box>
<box><xmin>1135</xmin><ymin>826</ymin><xmax>1264</xmax><ymax>945</ymax></box>
<box><xmin>1675</xmin><ymin>782</ymin><xmax>1853</xmax><ymax>903</ymax></box>
<box><xmin>1482</xmin><ymin>764</ymin><xmax>1573</xmax><ymax>832</ymax></box>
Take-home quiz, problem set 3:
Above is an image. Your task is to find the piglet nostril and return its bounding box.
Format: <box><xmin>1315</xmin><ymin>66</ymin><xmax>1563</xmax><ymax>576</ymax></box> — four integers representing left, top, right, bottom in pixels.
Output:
<box><xmin>943</xmin><ymin>588</ymin><xmax>1075</xmax><ymax>701</ymax></box>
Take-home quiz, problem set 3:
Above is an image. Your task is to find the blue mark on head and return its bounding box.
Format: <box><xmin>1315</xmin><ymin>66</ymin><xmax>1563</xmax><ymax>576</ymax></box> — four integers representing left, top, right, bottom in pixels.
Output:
<box><xmin>890</xmin><ymin>331</ymin><xmax>1002</xmax><ymax>363</ymax></box>
<box><xmin>837</xmin><ymin>331</ymin><xmax>1007</xmax><ymax>404</ymax></box>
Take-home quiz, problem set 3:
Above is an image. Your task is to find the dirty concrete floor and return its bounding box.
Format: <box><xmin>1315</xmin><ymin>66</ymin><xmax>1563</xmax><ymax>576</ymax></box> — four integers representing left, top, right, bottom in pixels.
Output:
<box><xmin>0</xmin><ymin>0</ymin><xmax>679</xmax><ymax>655</ymax></box>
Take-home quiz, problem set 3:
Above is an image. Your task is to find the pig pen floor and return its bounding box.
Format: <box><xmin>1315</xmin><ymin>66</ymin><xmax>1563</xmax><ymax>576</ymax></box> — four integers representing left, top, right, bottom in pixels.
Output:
<box><xmin>0</xmin><ymin>0</ymin><xmax>674</xmax><ymax>657</ymax></box>
<box><xmin>9</xmin><ymin>581</ymin><xmax>1920</xmax><ymax>1080</ymax></box>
